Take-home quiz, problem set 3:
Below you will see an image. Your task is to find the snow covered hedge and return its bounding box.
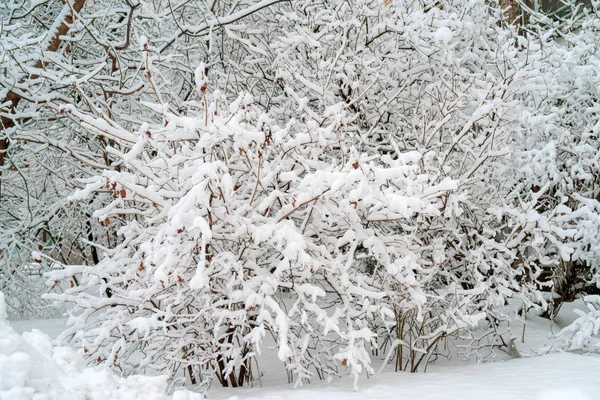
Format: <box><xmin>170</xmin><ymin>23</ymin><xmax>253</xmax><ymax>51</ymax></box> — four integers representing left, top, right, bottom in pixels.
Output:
<box><xmin>49</xmin><ymin>75</ymin><xmax>467</xmax><ymax>387</ymax></box>
<box><xmin>0</xmin><ymin>0</ymin><xmax>598</xmax><ymax>392</ymax></box>
<box><xmin>39</xmin><ymin>0</ymin><xmax>540</xmax><ymax>388</ymax></box>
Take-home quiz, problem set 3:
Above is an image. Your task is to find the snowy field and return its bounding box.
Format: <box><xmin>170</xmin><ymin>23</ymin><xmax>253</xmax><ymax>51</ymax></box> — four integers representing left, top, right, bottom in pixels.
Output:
<box><xmin>211</xmin><ymin>353</ymin><xmax>600</xmax><ymax>400</ymax></box>
<box><xmin>4</xmin><ymin>300</ymin><xmax>600</xmax><ymax>400</ymax></box>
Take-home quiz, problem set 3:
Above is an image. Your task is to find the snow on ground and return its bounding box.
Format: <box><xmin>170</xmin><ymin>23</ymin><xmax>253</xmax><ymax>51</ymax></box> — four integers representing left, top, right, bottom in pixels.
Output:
<box><xmin>3</xmin><ymin>293</ymin><xmax>600</xmax><ymax>400</ymax></box>
<box><xmin>210</xmin><ymin>353</ymin><xmax>600</xmax><ymax>400</ymax></box>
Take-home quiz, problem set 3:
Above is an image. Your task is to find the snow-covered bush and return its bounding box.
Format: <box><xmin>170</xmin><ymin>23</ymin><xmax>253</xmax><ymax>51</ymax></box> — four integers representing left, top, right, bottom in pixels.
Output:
<box><xmin>2</xmin><ymin>0</ymin><xmax>598</xmax><ymax>391</ymax></box>
<box><xmin>502</xmin><ymin>2</ymin><xmax>600</xmax><ymax>318</ymax></box>
<box><xmin>36</xmin><ymin>0</ymin><xmax>557</xmax><ymax>385</ymax></box>
<box><xmin>47</xmin><ymin>78</ymin><xmax>461</xmax><ymax>389</ymax></box>
<box><xmin>552</xmin><ymin>295</ymin><xmax>600</xmax><ymax>353</ymax></box>
<box><xmin>35</xmin><ymin>0</ymin><xmax>582</xmax><ymax>387</ymax></box>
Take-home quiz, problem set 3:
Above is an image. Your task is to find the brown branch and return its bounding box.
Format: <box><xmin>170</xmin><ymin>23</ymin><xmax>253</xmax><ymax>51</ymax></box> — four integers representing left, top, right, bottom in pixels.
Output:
<box><xmin>277</xmin><ymin>189</ymin><xmax>330</xmax><ymax>223</ymax></box>
<box><xmin>115</xmin><ymin>3</ymin><xmax>140</xmax><ymax>51</ymax></box>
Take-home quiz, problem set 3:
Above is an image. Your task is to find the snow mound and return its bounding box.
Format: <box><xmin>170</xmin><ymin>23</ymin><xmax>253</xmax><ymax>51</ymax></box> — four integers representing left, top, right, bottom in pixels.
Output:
<box><xmin>0</xmin><ymin>299</ymin><xmax>202</xmax><ymax>400</ymax></box>
<box><xmin>0</xmin><ymin>291</ymin><xmax>7</xmax><ymax>321</ymax></box>
<box><xmin>0</xmin><ymin>318</ymin><xmax>63</xmax><ymax>399</ymax></box>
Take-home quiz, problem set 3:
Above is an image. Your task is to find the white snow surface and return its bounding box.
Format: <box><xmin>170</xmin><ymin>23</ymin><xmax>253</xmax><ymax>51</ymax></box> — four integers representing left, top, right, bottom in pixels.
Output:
<box><xmin>210</xmin><ymin>353</ymin><xmax>600</xmax><ymax>400</ymax></box>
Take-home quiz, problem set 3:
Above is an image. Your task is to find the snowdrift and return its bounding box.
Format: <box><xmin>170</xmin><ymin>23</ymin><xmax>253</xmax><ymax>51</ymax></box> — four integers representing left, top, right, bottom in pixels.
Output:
<box><xmin>0</xmin><ymin>292</ymin><xmax>200</xmax><ymax>400</ymax></box>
